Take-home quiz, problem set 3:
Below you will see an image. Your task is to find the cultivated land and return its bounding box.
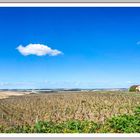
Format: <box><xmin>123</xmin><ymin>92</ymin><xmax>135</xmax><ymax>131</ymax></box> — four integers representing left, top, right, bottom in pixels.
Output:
<box><xmin>0</xmin><ymin>91</ymin><xmax>30</xmax><ymax>99</ymax></box>
<box><xmin>0</xmin><ymin>90</ymin><xmax>140</xmax><ymax>131</ymax></box>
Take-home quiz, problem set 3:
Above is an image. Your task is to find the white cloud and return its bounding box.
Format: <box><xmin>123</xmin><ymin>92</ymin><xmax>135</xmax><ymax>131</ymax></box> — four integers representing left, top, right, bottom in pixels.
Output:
<box><xmin>17</xmin><ymin>44</ymin><xmax>62</xmax><ymax>56</ymax></box>
<box><xmin>126</xmin><ymin>81</ymin><xmax>133</xmax><ymax>84</ymax></box>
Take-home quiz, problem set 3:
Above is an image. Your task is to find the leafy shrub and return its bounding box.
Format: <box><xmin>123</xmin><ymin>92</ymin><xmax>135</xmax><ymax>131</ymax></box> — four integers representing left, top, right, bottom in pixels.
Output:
<box><xmin>32</xmin><ymin>120</ymin><xmax>100</xmax><ymax>133</ymax></box>
<box><xmin>101</xmin><ymin>106</ymin><xmax>140</xmax><ymax>133</ymax></box>
<box><xmin>0</xmin><ymin>120</ymin><xmax>100</xmax><ymax>133</ymax></box>
<box><xmin>129</xmin><ymin>85</ymin><xmax>139</xmax><ymax>92</ymax></box>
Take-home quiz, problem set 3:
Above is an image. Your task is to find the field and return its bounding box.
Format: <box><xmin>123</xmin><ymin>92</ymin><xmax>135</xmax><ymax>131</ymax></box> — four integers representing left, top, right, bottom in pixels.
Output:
<box><xmin>0</xmin><ymin>91</ymin><xmax>30</xmax><ymax>99</ymax></box>
<box><xmin>0</xmin><ymin>91</ymin><xmax>140</xmax><ymax>133</ymax></box>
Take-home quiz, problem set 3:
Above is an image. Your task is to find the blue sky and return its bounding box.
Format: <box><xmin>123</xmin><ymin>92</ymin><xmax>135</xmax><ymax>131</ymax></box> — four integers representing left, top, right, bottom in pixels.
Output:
<box><xmin>0</xmin><ymin>7</ymin><xmax>140</xmax><ymax>89</ymax></box>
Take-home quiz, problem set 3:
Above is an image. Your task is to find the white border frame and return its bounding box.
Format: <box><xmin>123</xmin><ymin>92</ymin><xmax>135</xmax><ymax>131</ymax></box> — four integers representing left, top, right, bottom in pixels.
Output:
<box><xmin>1</xmin><ymin>3</ymin><xmax>140</xmax><ymax>6</ymax></box>
<box><xmin>0</xmin><ymin>3</ymin><xmax>140</xmax><ymax>138</ymax></box>
<box><xmin>0</xmin><ymin>134</ymin><xmax>140</xmax><ymax>137</ymax></box>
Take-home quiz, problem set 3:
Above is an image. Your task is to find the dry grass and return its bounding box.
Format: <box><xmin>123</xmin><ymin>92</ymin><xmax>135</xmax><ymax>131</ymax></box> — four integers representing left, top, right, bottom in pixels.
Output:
<box><xmin>0</xmin><ymin>91</ymin><xmax>140</xmax><ymax>127</ymax></box>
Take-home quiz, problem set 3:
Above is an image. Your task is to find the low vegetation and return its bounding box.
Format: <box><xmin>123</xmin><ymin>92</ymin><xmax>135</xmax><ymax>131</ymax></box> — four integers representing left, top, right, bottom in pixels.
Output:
<box><xmin>0</xmin><ymin>91</ymin><xmax>140</xmax><ymax>133</ymax></box>
<box><xmin>0</xmin><ymin>106</ymin><xmax>140</xmax><ymax>133</ymax></box>
<box><xmin>100</xmin><ymin>106</ymin><xmax>140</xmax><ymax>133</ymax></box>
<box><xmin>129</xmin><ymin>85</ymin><xmax>139</xmax><ymax>92</ymax></box>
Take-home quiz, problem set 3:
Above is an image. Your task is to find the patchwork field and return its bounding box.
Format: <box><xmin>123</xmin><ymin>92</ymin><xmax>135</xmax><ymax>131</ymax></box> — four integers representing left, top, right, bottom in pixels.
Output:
<box><xmin>0</xmin><ymin>91</ymin><xmax>140</xmax><ymax>132</ymax></box>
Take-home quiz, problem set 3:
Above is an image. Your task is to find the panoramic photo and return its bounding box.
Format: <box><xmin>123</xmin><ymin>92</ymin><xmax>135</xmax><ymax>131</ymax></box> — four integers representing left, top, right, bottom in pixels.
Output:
<box><xmin>0</xmin><ymin>7</ymin><xmax>140</xmax><ymax>133</ymax></box>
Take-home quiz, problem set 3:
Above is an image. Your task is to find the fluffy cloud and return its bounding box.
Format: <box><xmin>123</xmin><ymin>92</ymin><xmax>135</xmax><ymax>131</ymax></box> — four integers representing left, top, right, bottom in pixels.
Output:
<box><xmin>17</xmin><ymin>44</ymin><xmax>62</xmax><ymax>56</ymax></box>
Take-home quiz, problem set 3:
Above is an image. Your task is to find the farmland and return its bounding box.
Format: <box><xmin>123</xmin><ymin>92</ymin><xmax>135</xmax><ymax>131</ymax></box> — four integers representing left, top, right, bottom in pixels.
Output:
<box><xmin>0</xmin><ymin>91</ymin><xmax>140</xmax><ymax>133</ymax></box>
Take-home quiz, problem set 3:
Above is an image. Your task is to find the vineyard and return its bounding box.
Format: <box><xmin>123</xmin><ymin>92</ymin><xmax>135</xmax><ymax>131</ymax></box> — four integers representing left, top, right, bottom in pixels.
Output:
<box><xmin>0</xmin><ymin>91</ymin><xmax>140</xmax><ymax>133</ymax></box>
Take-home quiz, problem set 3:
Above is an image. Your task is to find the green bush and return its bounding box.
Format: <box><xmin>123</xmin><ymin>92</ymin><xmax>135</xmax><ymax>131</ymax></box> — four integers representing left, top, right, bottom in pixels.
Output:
<box><xmin>0</xmin><ymin>120</ymin><xmax>100</xmax><ymax>133</ymax></box>
<box><xmin>101</xmin><ymin>106</ymin><xmax>140</xmax><ymax>133</ymax></box>
<box><xmin>30</xmin><ymin>120</ymin><xmax>100</xmax><ymax>133</ymax></box>
<box><xmin>129</xmin><ymin>85</ymin><xmax>139</xmax><ymax>92</ymax></box>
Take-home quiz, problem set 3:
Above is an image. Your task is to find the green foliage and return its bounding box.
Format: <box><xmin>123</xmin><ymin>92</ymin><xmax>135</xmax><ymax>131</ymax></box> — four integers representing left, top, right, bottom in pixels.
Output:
<box><xmin>60</xmin><ymin>120</ymin><xmax>100</xmax><ymax>133</ymax></box>
<box><xmin>134</xmin><ymin>106</ymin><xmax>140</xmax><ymax>116</ymax></box>
<box><xmin>0</xmin><ymin>120</ymin><xmax>100</xmax><ymax>133</ymax></box>
<box><xmin>129</xmin><ymin>85</ymin><xmax>138</xmax><ymax>92</ymax></box>
<box><xmin>101</xmin><ymin>106</ymin><xmax>140</xmax><ymax>133</ymax></box>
